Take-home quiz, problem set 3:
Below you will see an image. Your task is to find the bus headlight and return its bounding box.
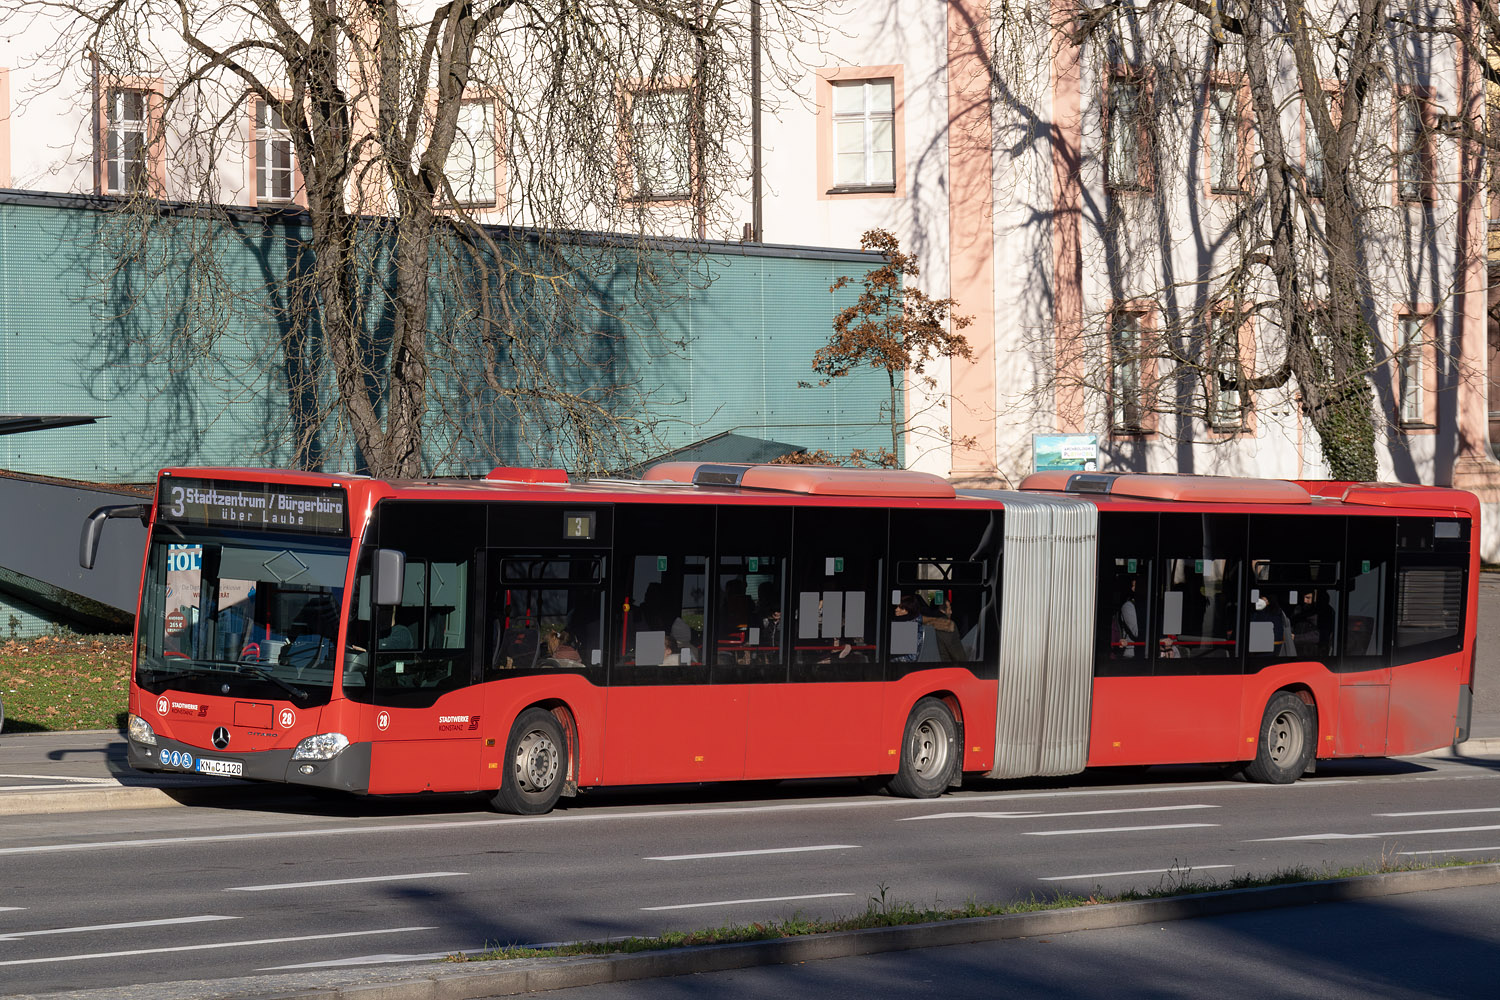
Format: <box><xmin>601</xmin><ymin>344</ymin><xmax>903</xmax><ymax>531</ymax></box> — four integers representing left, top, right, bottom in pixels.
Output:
<box><xmin>127</xmin><ymin>713</ymin><xmax>157</xmax><ymax>746</ymax></box>
<box><xmin>291</xmin><ymin>732</ymin><xmax>350</xmax><ymax>760</ymax></box>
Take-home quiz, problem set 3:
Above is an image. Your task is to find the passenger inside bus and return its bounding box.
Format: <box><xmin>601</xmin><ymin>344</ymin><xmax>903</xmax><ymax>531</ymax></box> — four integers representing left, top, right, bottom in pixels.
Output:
<box><xmin>1291</xmin><ymin>589</ymin><xmax>1335</xmax><ymax>657</ymax></box>
<box><xmin>542</xmin><ymin>628</ymin><xmax>582</xmax><ymax>664</ymax></box>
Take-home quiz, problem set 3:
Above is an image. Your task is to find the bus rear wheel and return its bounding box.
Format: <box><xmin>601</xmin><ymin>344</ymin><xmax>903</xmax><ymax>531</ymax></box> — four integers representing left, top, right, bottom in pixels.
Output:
<box><xmin>887</xmin><ymin>697</ymin><xmax>958</xmax><ymax>799</ymax></box>
<box><xmin>492</xmin><ymin>708</ymin><xmax>568</xmax><ymax>815</ymax></box>
<box><xmin>1243</xmin><ymin>692</ymin><xmax>1316</xmax><ymax>785</ymax></box>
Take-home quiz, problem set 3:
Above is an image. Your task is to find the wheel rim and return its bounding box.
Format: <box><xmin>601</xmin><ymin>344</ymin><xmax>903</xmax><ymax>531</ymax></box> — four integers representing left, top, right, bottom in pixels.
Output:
<box><xmin>1266</xmin><ymin>709</ymin><xmax>1305</xmax><ymax>766</ymax></box>
<box><xmin>909</xmin><ymin>716</ymin><xmax>951</xmax><ymax>779</ymax></box>
<box><xmin>514</xmin><ymin>728</ymin><xmax>560</xmax><ymax>794</ymax></box>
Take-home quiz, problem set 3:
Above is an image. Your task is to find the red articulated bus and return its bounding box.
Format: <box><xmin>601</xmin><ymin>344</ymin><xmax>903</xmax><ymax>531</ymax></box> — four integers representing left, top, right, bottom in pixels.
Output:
<box><xmin>80</xmin><ymin>463</ymin><xmax>1477</xmax><ymax>814</ymax></box>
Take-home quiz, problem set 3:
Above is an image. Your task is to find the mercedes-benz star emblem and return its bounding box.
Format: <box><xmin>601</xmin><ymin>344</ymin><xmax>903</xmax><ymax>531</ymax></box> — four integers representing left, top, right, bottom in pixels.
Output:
<box><xmin>212</xmin><ymin>727</ymin><xmax>231</xmax><ymax>750</ymax></box>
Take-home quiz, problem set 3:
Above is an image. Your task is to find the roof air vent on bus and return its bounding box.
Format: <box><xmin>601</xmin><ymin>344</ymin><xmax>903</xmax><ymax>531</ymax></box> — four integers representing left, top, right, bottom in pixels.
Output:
<box><xmin>1064</xmin><ymin>473</ymin><xmax>1117</xmax><ymax>494</ymax></box>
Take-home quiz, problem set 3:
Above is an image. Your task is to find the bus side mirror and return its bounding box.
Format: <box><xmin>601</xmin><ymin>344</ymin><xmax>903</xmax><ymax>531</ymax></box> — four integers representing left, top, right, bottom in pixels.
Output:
<box><xmin>80</xmin><ymin>504</ymin><xmax>151</xmax><ymax>570</ymax></box>
<box><xmin>374</xmin><ymin>548</ymin><xmax>406</xmax><ymax>606</ymax></box>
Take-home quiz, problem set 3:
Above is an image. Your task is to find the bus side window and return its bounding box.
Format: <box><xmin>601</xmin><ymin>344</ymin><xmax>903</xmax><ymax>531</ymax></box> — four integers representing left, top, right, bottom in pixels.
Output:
<box><xmin>366</xmin><ymin>501</ymin><xmax>484</xmax><ymax>706</ymax></box>
<box><xmin>887</xmin><ymin>508</ymin><xmax>1002</xmax><ymax>675</ymax></box>
<box><xmin>1392</xmin><ymin>516</ymin><xmax>1469</xmax><ymax>664</ymax></box>
<box><xmin>1342</xmin><ymin>515</ymin><xmax>1395</xmax><ymax>671</ymax></box>
<box><xmin>1156</xmin><ymin>513</ymin><xmax>1245</xmax><ymax>665</ymax></box>
<box><xmin>611</xmin><ymin>504</ymin><xmax>713</xmax><ymax>683</ymax></box>
<box><xmin>788</xmin><ymin>507</ymin><xmax>882</xmax><ymax>674</ymax></box>
<box><xmin>710</xmin><ymin>506</ymin><xmax>791</xmax><ymax>681</ymax></box>
<box><xmin>1093</xmin><ymin>511</ymin><xmax>1159</xmax><ymax>677</ymax></box>
<box><xmin>1246</xmin><ymin>515</ymin><xmax>1345</xmax><ymax>664</ymax></box>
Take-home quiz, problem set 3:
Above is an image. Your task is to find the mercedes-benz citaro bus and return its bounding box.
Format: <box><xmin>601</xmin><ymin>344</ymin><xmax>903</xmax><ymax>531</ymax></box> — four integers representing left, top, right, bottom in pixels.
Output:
<box><xmin>79</xmin><ymin>464</ymin><xmax>1477</xmax><ymax>814</ymax></box>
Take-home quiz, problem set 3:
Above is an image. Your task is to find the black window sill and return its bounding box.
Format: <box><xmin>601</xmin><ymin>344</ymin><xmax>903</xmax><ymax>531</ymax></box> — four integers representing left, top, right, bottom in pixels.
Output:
<box><xmin>826</xmin><ymin>184</ymin><xmax>897</xmax><ymax>195</ymax></box>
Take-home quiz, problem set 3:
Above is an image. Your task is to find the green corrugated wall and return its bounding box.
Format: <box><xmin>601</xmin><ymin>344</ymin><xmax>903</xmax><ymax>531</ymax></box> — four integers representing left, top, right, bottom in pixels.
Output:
<box><xmin>0</xmin><ymin>197</ymin><xmax>895</xmax><ymax>480</ymax></box>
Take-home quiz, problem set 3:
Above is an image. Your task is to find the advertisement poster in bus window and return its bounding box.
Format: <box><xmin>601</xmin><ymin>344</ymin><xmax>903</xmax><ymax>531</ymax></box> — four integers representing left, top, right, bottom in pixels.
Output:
<box><xmin>164</xmin><ymin>545</ymin><xmax>253</xmax><ymax>636</ymax></box>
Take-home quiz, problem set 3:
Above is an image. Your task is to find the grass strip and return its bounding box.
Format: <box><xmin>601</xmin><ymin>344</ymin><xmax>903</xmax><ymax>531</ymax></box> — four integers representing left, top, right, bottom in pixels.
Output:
<box><xmin>0</xmin><ymin>633</ymin><xmax>132</xmax><ymax>733</ymax></box>
<box><xmin>448</xmin><ymin>857</ymin><xmax>1494</xmax><ymax>962</ymax></box>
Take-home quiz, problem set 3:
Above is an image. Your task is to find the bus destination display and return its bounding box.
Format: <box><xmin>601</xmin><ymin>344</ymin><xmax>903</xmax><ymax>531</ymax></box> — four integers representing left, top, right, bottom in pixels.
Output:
<box><xmin>158</xmin><ymin>479</ymin><xmax>348</xmax><ymax>535</ymax></box>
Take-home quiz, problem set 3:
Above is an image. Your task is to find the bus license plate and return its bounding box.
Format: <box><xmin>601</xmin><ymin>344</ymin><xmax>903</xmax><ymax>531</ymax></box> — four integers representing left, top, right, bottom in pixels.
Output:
<box><xmin>196</xmin><ymin>758</ymin><xmax>243</xmax><ymax>777</ymax></box>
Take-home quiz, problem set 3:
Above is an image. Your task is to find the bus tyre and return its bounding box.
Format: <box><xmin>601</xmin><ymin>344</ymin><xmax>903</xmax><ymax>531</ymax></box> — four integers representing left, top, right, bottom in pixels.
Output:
<box><xmin>492</xmin><ymin>708</ymin><xmax>568</xmax><ymax>815</ymax></box>
<box><xmin>888</xmin><ymin>697</ymin><xmax>958</xmax><ymax>799</ymax></box>
<box><xmin>1243</xmin><ymin>692</ymin><xmax>1316</xmax><ymax>785</ymax></box>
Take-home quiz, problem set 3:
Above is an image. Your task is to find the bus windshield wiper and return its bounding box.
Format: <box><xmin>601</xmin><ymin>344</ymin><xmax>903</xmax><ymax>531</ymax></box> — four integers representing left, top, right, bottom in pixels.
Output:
<box><xmin>233</xmin><ymin>663</ymin><xmax>308</xmax><ymax>702</ymax></box>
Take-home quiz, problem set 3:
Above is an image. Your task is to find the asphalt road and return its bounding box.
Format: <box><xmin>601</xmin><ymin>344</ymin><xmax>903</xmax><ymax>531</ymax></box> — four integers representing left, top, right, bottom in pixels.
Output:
<box><xmin>529</xmin><ymin>881</ymin><xmax>1500</xmax><ymax>1000</ymax></box>
<box><xmin>2</xmin><ymin>753</ymin><xmax>1499</xmax><ymax>995</ymax></box>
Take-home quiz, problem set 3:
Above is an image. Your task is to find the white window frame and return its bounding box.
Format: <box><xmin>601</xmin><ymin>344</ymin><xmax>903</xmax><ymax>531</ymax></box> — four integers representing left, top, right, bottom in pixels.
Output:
<box><xmin>1208</xmin><ymin>85</ymin><xmax>1243</xmax><ymax>194</ymax></box>
<box><xmin>1209</xmin><ymin>312</ymin><xmax>1244</xmax><ymax>429</ymax></box>
<box><xmin>446</xmin><ymin>98</ymin><xmax>497</xmax><ymax>206</ymax></box>
<box><xmin>1111</xmin><ymin>312</ymin><xmax>1145</xmax><ymax>433</ymax></box>
<box><xmin>1107</xmin><ymin>77</ymin><xmax>1148</xmax><ymax>191</ymax></box>
<box><xmin>628</xmin><ymin>88</ymin><xmax>691</xmax><ymax>200</ymax></box>
<box><xmin>1396</xmin><ymin>95</ymin><xmax>1428</xmax><ymax>203</ymax></box>
<box><xmin>1399</xmin><ymin>316</ymin><xmax>1426</xmax><ymax>425</ymax></box>
<box><xmin>830</xmin><ymin>78</ymin><xmax>895</xmax><ymax>190</ymax></box>
<box><xmin>255</xmin><ymin>99</ymin><xmax>296</xmax><ymax>203</ymax></box>
<box><xmin>105</xmin><ymin>87</ymin><xmax>150</xmax><ymax>195</ymax></box>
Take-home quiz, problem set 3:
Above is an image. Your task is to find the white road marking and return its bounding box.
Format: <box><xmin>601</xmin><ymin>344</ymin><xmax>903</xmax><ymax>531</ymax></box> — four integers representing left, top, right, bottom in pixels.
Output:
<box><xmin>1024</xmin><ymin>823</ymin><xmax>1220</xmax><ymax>837</ymax></box>
<box><xmin>1375</xmin><ymin>807</ymin><xmax>1500</xmax><ymax>817</ymax></box>
<box><xmin>263</xmin><ymin>950</ymin><xmax>459</xmax><ymax>969</ymax></box>
<box><xmin>0</xmin><ymin>926</ymin><xmax>436</xmax><ymax>967</ymax></box>
<box><xmin>642</xmin><ymin>893</ymin><xmax>853</xmax><ymax>912</ymax></box>
<box><xmin>1039</xmin><ymin>865</ymin><xmax>1235</xmax><ymax>881</ymax></box>
<box><xmin>226</xmin><ymin>871</ymin><xmax>468</xmax><ymax>892</ymax></box>
<box><xmin>1256</xmin><ymin>824</ymin><xmax>1500</xmax><ymax>842</ymax></box>
<box><xmin>0</xmin><ymin>774</ymin><xmax>117</xmax><ymax>785</ymax></box>
<box><xmin>0</xmin><ymin>914</ymin><xmax>235</xmax><ymax>942</ymax></box>
<box><xmin>646</xmin><ymin>845</ymin><xmax>858</xmax><ymax>861</ymax></box>
<box><xmin>0</xmin><ymin>782</ymin><xmax>1373</xmax><ymax>858</ymax></box>
<box><xmin>1398</xmin><ymin>846</ymin><xmax>1500</xmax><ymax>856</ymax></box>
<box><xmin>902</xmin><ymin>804</ymin><xmax>1218</xmax><ymax>822</ymax></box>
<box><xmin>0</xmin><ymin>907</ymin><xmax>23</xmax><ymax>913</ymax></box>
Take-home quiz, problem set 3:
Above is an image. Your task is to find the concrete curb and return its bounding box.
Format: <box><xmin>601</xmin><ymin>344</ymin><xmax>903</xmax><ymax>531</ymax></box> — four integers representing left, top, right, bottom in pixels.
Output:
<box><xmin>28</xmin><ymin>862</ymin><xmax>1500</xmax><ymax>1000</ymax></box>
<box><xmin>0</xmin><ymin>782</ymin><xmax>247</xmax><ymax>815</ymax></box>
<box><xmin>1426</xmin><ymin>736</ymin><xmax>1500</xmax><ymax>757</ymax></box>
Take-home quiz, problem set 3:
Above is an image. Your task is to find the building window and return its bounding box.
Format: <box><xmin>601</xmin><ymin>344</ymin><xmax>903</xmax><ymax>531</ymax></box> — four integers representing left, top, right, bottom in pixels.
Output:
<box><xmin>1209</xmin><ymin>311</ymin><xmax>1245</xmax><ymax>430</ymax></box>
<box><xmin>254</xmin><ymin>99</ymin><xmax>296</xmax><ymax>203</ymax></box>
<box><xmin>104</xmin><ymin>87</ymin><xmax>151</xmax><ymax>194</ymax></box>
<box><xmin>626</xmin><ymin>87</ymin><xmax>690</xmax><ymax>200</ymax></box>
<box><xmin>1396</xmin><ymin>94</ymin><xmax>1431</xmax><ymax>203</ymax></box>
<box><xmin>1398</xmin><ymin>315</ymin><xmax>1429</xmax><ymax>427</ymax></box>
<box><xmin>1207</xmin><ymin>84</ymin><xmax>1245</xmax><ymax>194</ymax></box>
<box><xmin>1110</xmin><ymin>311</ymin><xmax>1146</xmax><ymax>433</ymax></box>
<box><xmin>831</xmin><ymin>78</ymin><xmax>895</xmax><ymax>190</ymax></box>
<box><xmin>446</xmin><ymin>98</ymin><xmax>496</xmax><ymax>206</ymax></box>
<box><xmin>1304</xmin><ymin>84</ymin><xmax>1339</xmax><ymax>199</ymax></box>
<box><xmin>1107</xmin><ymin>75</ymin><xmax>1151</xmax><ymax>191</ymax></box>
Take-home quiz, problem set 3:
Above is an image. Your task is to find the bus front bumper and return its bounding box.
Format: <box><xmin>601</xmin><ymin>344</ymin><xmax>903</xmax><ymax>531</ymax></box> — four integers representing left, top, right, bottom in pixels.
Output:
<box><xmin>127</xmin><ymin>734</ymin><xmax>372</xmax><ymax>794</ymax></box>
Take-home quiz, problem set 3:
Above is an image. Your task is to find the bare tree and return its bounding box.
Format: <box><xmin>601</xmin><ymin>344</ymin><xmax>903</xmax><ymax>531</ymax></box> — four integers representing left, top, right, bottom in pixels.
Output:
<box><xmin>4</xmin><ymin>0</ymin><xmax>823</xmax><ymax>477</ymax></box>
<box><xmin>995</xmin><ymin>0</ymin><xmax>1476</xmax><ymax>481</ymax></box>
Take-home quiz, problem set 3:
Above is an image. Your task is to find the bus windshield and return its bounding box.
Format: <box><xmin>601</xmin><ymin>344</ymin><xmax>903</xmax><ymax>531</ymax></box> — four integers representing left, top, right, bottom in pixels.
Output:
<box><xmin>136</xmin><ymin>530</ymin><xmax>352</xmax><ymax>706</ymax></box>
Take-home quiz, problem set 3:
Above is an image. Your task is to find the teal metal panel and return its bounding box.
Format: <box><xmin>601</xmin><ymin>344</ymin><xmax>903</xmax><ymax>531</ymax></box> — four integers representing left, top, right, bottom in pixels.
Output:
<box><xmin>0</xmin><ymin>197</ymin><xmax>892</xmax><ymax>480</ymax></box>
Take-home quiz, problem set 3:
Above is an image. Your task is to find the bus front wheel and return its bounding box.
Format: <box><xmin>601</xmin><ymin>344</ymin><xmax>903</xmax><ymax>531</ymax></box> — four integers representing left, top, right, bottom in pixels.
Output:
<box><xmin>1243</xmin><ymin>692</ymin><xmax>1316</xmax><ymax>785</ymax></box>
<box><xmin>492</xmin><ymin>708</ymin><xmax>568</xmax><ymax>815</ymax></box>
<box><xmin>887</xmin><ymin>697</ymin><xmax>958</xmax><ymax>799</ymax></box>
